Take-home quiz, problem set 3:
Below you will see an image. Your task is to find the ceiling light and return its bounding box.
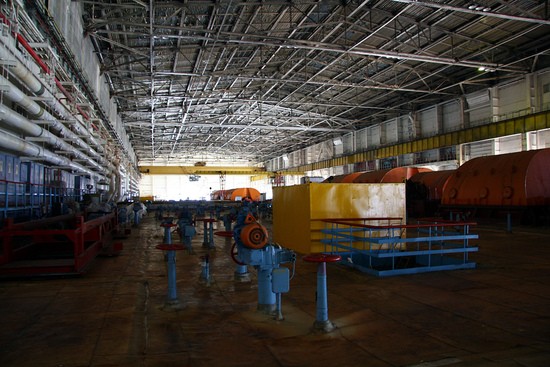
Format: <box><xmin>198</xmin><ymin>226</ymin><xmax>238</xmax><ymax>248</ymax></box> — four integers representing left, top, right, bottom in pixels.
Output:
<box><xmin>468</xmin><ymin>3</ymin><xmax>491</xmax><ymax>12</ymax></box>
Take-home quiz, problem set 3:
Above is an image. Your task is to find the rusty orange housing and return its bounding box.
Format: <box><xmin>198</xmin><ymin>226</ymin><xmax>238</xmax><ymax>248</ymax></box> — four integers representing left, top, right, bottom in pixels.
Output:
<box><xmin>326</xmin><ymin>167</ymin><xmax>431</xmax><ymax>183</ymax></box>
<box><xmin>442</xmin><ymin>148</ymin><xmax>550</xmax><ymax>207</ymax></box>
<box><xmin>320</xmin><ymin>148</ymin><xmax>550</xmax><ymax>220</ymax></box>
<box><xmin>409</xmin><ymin>170</ymin><xmax>455</xmax><ymax>201</ymax></box>
<box><xmin>211</xmin><ymin>187</ymin><xmax>261</xmax><ymax>201</ymax></box>
<box><xmin>328</xmin><ymin>172</ymin><xmax>363</xmax><ymax>183</ymax></box>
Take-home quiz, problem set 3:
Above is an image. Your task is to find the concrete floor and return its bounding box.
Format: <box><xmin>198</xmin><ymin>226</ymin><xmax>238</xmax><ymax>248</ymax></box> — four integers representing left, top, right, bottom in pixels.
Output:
<box><xmin>0</xmin><ymin>214</ymin><xmax>549</xmax><ymax>367</ymax></box>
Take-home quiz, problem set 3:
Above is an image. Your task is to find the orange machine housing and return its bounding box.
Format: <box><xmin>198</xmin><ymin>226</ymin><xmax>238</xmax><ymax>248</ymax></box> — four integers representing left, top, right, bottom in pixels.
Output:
<box><xmin>327</xmin><ymin>172</ymin><xmax>363</xmax><ymax>183</ymax></box>
<box><xmin>442</xmin><ymin>148</ymin><xmax>550</xmax><ymax>207</ymax></box>
<box><xmin>409</xmin><ymin>170</ymin><xmax>455</xmax><ymax>201</ymax></box>
<box><xmin>330</xmin><ymin>167</ymin><xmax>432</xmax><ymax>184</ymax></box>
<box><xmin>211</xmin><ymin>187</ymin><xmax>261</xmax><ymax>201</ymax></box>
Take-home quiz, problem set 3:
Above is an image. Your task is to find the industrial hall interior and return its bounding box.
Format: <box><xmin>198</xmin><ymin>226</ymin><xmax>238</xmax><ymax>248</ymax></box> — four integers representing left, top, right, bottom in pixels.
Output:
<box><xmin>1</xmin><ymin>0</ymin><xmax>550</xmax><ymax>366</ymax></box>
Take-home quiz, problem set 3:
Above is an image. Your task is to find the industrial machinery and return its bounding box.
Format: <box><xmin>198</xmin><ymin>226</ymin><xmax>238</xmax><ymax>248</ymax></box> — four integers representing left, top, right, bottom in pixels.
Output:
<box><xmin>407</xmin><ymin>170</ymin><xmax>455</xmax><ymax>218</ymax></box>
<box><xmin>0</xmin><ymin>212</ymin><xmax>122</xmax><ymax>276</ymax></box>
<box><xmin>231</xmin><ymin>205</ymin><xmax>295</xmax><ymax>318</ymax></box>
<box><xmin>156</xmin><ymin>217</ymin><xmax>185</xmax><ymax>309</ymax></box>
<box><xmin>132</xmin><ymin>201</ymin><xmax>146</xmax><ymax>226</ymax></box>
<box><xmin>325</xmin><ymin>167</ymin><xmax>430</xmax><ymax>184</ymax></box>
<box><xmin>442</xmin><ymin>149</ymin><xmax>550</xmax><ymax>207</ymax></box>
<box><xmin>176</xmin><ymin>208</ymin><xmax>196</xmax><ymax>252</ymax></box>
<box><xmin>323</xmin><ymin>148</ymin><xmax>550</xmax><ymax>224</ymax></box>
<box><xmin>211</xmin><ymin>187</ymin><xmax>261</xmax><ymax>201</ymax></box>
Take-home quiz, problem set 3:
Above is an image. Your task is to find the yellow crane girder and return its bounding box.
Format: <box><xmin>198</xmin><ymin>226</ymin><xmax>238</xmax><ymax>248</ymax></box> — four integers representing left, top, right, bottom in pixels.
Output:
<box><xmin>139</xmin><ymin>166</ymin><xmax>267</xmax><ymax>175</ymax></box>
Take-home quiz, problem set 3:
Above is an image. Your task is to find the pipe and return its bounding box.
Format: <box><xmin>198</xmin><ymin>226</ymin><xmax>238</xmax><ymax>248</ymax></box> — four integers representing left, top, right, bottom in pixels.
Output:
<box><xmin>0</xmin><ymin>103</ymin><xmax>106</xmax><ymax>174</ymax></box>
<box><xmin>0</xmin><ymin>128</ymin><xmax>103</xmax><ymax>180</ymax></box>
<box><xmin>0</xmin><ymin>74</ymin><xmax>110</xmax><ymax>169</ymax></box>
<box><xmin>0</xmin><ymin>12</ymin><xmax>92</xmax><ymax>122</ymax></box>
<box><xmin>0</xmin><ymin>42</ymin><xmax>105</xmax><ymax>153</ymax></box>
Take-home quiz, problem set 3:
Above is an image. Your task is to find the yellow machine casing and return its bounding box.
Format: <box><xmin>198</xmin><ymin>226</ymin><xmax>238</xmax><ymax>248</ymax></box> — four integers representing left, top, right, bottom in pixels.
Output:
<box><xmin>272</xmin><ymin>183</ymin><xmax>406</xmax><ymax>254</ymax></box>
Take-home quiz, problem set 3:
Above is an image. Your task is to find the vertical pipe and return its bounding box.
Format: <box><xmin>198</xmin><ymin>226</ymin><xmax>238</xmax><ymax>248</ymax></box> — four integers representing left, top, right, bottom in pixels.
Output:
<box><xmin>234</xmin><ymin>264</ymin><xmax>250</xmax><ymax>282</ymax></box>
<box><xmin>316</xmin><ymin>262</ymin><xmax>328</xmax><ymax>323</ymax></box>
<box><xmin>166</xmin><ymin>250</ymin><xmax>177</xmax><ymax>301</ymax></box>
<box><xmin>200</xmin><ymin>255</ymin><xmax>210</xmax><ymax>283</ymax></box>
<box><xmin>163</xmin><ymin>224</ymin><xmax>179</xmax><ymax>304</ymax></box>
<box><xmin>163</xmin><ymin>225</ymin><xmax>172</xmax><ymax>244</ymax></box>
<box><xmin>276</xmin><ymin>293</ymin><xmax>283</xmax><ymax>321</ymax></box>
<box><xmin>202</xmin><ymin>220</ymin><xmax>208</xmax><ymax>245</ymax></box>
<box><xmin>208</xmin><ymin>221</ymin><xmax>214</xmax><ymax>248</ymax></box>
<box><xmin>257</xmin><ymin>268</ymin><xmax>276</xmax><ymax>313</ymax></box>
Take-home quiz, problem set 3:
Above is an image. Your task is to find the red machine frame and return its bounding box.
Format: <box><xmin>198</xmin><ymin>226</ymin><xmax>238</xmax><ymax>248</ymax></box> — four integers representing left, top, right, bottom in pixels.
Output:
<box><xmin>0</xmin><ymin>213</ymin><xmax>121</xmax><ymax>276</ymax></box>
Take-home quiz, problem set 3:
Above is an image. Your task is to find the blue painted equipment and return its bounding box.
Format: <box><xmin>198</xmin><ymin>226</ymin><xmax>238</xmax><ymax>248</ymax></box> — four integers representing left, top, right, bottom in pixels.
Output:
<box><xmin>160</xmin><ymin>220</ymin><xmax>177</xmax><ymax>244</ymax></box>
<box><xmin>117</xmin><ymin>206</ymin><xmax>128</xmax><ymax>225</ymax></box>
<box><xmin>156</xmin><ymin>219</ymin><xmax>185</xmax><ymax>309</ymax></box>
<box><xmin>230</xmin><ymin>241</ymin><xmax>251</xmax><ymax>282</ymax></box>
<box><xmin>132</xmin><ymin>201</ymin><xmax>143</xmax><ymax>226</ymax></box>
<box><xmin>303</xmin><ymin>253</ymin><xmax>341</xmax><ymax>332</ymax></box>
<box><xmin>196</xmin><ymin>217</ymin><xmax>216</xmax><ymax>249</ymax></box>
<box><xmin>320</xmin><ymin>217</ymin><xmax>478</xmax><ymax>277</ymax></box>
<box><xmin>232</xmin><ymin>207</ymin><xmax>295</xmax><ymax>316</ymax></box>
<box><xmin>221</xmin><ymin>213</ymin><xmax>234</xmax><ymax>232</ymax></box>
<box><xmin>177</xmin><ymin>209</ymin><xmax>196</xmax><ymax>252</ymax></box>
<box><xmin>200</xmin><ymin>255</ymin><xmax>210</xmax><ymax>284</ymax></box>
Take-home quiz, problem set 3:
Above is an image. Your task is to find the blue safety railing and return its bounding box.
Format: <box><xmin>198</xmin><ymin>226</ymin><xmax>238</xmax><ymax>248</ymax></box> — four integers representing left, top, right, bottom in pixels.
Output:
<box><xmin>318</xmin><ymin>217</ymin><xmax>479</xmax><ymax>277</ymax></box>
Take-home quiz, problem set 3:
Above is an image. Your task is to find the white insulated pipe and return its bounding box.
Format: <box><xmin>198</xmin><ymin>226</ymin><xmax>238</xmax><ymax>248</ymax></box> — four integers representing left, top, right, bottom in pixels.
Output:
<box><xmin>0</xmin><ymin>74</ymin><xmax>43</xmax><ymax>118</ymax></box>
<box><xmin>0</xmin><ymin>128</ymin><xmax>103</xmax><ymax>180</ymax></box>
<box><xmin>0</xmin><ymin>74</ymin><xmax>112</xmax><ymax>170</ymax></box>
<box><xmin>0</xmin><ymin>38</ymin><xmax>44</xmax><ymax>94</ymax></box>
<box><xmin>0</xmin><ymin>103</ymin><xmax>107</xmax><ymax>174</ymax></box>
<box><xmin>0</xmin><ymin>41</ymin><xmax>105</xmax><ymax>153</ymax></box>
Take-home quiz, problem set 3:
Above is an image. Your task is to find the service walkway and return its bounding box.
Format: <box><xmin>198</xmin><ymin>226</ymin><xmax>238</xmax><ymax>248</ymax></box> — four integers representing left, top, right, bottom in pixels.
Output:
<box><xmin>0</xmin><ymin>215</ymin><xmax>549</xmax><ymax>367</ymax></box>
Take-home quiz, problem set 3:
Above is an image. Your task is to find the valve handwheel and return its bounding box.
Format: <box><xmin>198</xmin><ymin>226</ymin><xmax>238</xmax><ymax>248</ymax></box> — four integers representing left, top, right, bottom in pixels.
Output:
<box><xmin>230</xmin><ymin>242</ymin><xmax>246</xmax><ymax>266</ymax></box>
<box><xmin>302</xmin><ymin>253</ymin><xmax>341</xmax><ymax>263</ymax></box>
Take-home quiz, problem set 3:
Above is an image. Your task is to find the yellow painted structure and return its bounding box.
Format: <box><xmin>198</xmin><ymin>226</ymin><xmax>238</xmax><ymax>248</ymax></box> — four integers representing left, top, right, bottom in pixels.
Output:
<box><xmin>272</xmin><ymin>183</ymin><xmax>406</xmax><ymax>254</ymax></box>
<box><xmin>139</xmin><ymin>166</ymin><xmax>265</xmax><ymax>175</ymax></box>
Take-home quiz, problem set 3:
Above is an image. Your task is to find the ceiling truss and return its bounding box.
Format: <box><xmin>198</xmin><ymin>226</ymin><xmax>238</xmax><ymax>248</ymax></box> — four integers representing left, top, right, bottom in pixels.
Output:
<box><xmin>74</xmin><ymin>0</ymin><xmax>550</xmax><ymax>166</ymax></box>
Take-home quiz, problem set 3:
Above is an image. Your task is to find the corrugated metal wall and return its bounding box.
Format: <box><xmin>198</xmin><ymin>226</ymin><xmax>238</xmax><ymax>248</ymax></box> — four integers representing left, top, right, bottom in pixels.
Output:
<box><xmin>265</xmin><ymin>70</ymin><xmax>550</xmax><ymax>174</ymax></box>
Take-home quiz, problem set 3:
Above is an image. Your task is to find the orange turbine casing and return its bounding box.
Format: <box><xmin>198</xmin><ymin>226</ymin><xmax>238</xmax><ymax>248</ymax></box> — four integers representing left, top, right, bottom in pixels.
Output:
<box><xmin>353</xmin><ymin>167</ymin><xmax>431</xmax><ymax>183</ymax></box>
<box><xmin>442</xmin><ymin>148</ymin><xmax>550</xmax><ymax>207</ymax></box>
<box><xmin>409</xmin><ymin>170</ymin><xmax>455</xmax><ymax>201</ymax></box>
